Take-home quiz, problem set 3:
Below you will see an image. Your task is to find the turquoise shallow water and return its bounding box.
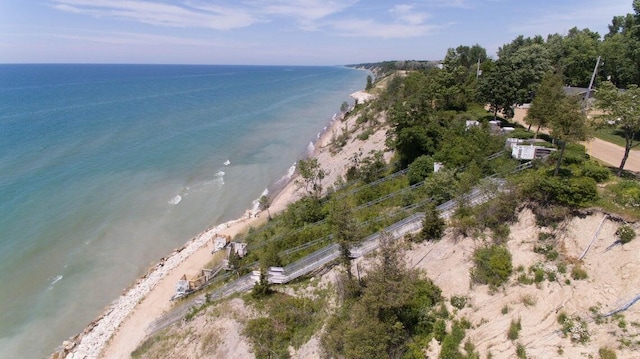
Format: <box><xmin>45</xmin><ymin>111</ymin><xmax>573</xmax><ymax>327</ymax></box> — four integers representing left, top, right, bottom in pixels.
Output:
<box><xmin>0</xmin><ymin>64</ymin><xmax>366</xmax><ymax>358</ymax></box>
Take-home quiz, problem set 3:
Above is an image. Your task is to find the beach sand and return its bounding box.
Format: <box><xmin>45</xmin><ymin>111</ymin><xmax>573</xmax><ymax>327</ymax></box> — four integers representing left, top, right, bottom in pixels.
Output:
<box><xmin>58</xmin><ymin>90</ymin><xmax>386</xmax><ymax>359</ymax></box>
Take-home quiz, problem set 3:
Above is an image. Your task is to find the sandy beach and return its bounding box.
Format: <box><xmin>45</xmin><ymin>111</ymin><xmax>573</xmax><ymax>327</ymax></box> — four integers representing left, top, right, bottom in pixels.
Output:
<box><xmin>58</xmin><ymin>89</ymin><xmax>384</xmax><ymax>359</ymax></box>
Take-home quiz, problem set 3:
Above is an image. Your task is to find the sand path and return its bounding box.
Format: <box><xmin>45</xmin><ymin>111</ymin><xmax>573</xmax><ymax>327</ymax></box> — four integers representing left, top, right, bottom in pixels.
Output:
<box><xmin>512</xmin><ymin>108</ymin><xmax>640</xmax><ymax>172</ymax></box>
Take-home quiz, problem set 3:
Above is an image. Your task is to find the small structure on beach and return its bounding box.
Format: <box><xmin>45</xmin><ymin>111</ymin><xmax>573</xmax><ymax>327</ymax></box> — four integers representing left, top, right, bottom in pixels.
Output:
<box><xmin>212</xmin><ymin>235</ymin><xmax>231</xmax><ymax>253</ymax></box>
<box><xmin>229</xmin><ymin>242</ymin><xmax>248</xmax><ymax>257</ymax></box>
<box><xmin>222</xmin><ymin>242</ymin><xmax>248</xmax><ymax>270</ymax></box>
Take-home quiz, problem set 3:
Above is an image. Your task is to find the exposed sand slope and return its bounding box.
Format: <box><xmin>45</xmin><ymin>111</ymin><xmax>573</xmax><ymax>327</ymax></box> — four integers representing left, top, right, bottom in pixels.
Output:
<box><xmin>137</xmin><ymin>208</ymin><xmax>640</xmax><ymax>359</ymax></box>
<box><xmin>408</xmin><ymin>208</ymin><xmax>640</xmax><ymax>358</ymax></box>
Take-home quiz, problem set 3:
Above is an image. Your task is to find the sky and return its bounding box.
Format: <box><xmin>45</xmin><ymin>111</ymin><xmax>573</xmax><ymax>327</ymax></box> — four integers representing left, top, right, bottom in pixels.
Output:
<box><xmin>0</xmin><ymin>0</ymin><xmax>634</xmax><ymax>65</ymax></box>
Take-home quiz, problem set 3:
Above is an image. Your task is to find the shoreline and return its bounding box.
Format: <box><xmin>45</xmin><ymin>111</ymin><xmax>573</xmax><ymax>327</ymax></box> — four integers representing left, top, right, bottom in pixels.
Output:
<box><xmin>56</xmin><ymin>90</ymin><xmax>377</xmax><ymax>359</ymax></box>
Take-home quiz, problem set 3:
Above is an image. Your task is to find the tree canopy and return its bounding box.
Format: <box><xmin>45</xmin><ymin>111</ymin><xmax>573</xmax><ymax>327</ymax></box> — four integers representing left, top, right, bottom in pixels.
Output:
<box><xmin>596</xmin><ymin>81</ymin><xmax>640</xmax><ymax>175</ymax></box>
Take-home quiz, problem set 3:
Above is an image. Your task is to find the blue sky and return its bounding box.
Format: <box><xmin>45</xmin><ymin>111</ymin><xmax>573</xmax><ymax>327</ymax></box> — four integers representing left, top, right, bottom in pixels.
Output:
<box><xmin>0</xmin><ymin>0</ymin><xmax>633</xmax><ymax>65</ymax></box>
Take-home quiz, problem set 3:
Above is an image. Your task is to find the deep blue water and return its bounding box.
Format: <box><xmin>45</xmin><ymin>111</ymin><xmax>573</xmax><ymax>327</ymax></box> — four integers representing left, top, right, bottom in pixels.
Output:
<box><xmin>0</xmin><ymin>64</ymin><xmax>366</xmax><ymax>358</ymax></box>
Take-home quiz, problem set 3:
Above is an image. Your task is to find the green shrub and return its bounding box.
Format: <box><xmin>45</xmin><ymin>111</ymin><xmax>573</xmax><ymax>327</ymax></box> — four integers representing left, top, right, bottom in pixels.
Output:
<box><xmin>439</xmin><ymin>320</ymin><xmax>467</xmax><ymax>359</ymax></box>
<box><xmin>547</xmin><ymin>271</ymin><xmax>556</xmax><ymax>282</ymax></box>
<box><xmin>509</xmin><ymin>128</ymin><xmax>534</xmax><ymax>139</ymax></box>
<box><xmin>532</xmin><ymin>204</ymin><xmax>570</xmax><ymax>227</ymax></box>
<box><xmin>508</xmin><ymin>318</ymin><xmax>522</xmax><ymax>340</ymax></box>
<box><xmin>407</xmin><ymin>155</ymin><xmax>434</xmax><ymax>185</ymax></box>
<box><xmin>451</xmin><ymin>210</ymin><xmax>480</xmax><ymax>238</ymax></box>
<box><xmin>420</xmin><ymin>202</ymin><xmax>445</xmax><ymax>242</ymax></box>
<box><xmin>516</xmin><ymin>342</ymin><xmax>527</xmax><ymax>358</ymax></box>
<box><xmin>599</xmin><ymin>347</ymin><xmax>617</xmax><ymax>359</ymax></box>
<box><xmin>556</xmin><ymin>177</ymin><xmax>598</xmax><ymax>207</ymax></box>
<box><xmin>533</xmin><ymin>267</ymin><xmax>545</xmax><ymax>283</ymax></box>
<box><xmin>492</xmin><ymin>223</ymin><xmax>511</xmax><ymax>242</ymax></box>
<box><xmin>579</xmin><ymin>162</ymin><xmax>610</xmax><ymax>183</ymax></box>
<box><xmin>616</xmin><ymin>225</ymin><xmax>636</xmax><ymax>244</ymax></box>
<box><xmin>551</xmin><ymin>142</ymin><xmax>588</xmax><ymax>165</ymax></box>
<box><xmin>523</xmin><ymin>172</ymin><xmax>598</xmax><ymax>207</ymax></box>
<box><xmin>558</xmin><ymin>313</ymin><xmax>590</xmax><ymax>344</ymax></box>
<box><xmin>357</xmin><ymin>128</ymin><xmax>374</xmax><ymax>141</ymax></box>
<box><xmin>571</xmin><ymin>265</ymin><xmax>588</xmax><ymax>280</ymax></box>
<box><xmin>517</xmin><ymin>273</ymin><xmax>534</xmax><ymax>285</ymax></box>
<box><xmin>534</xmin><ymin>242</ymin><xmax>559</xmax><ymax>261</ymax></box>
<box><xmin>477</xmin><ymin>192</ymin><xmax>519</xmax><ymax>230</ymax></box>
<box><xmin>450</xmin><ymin>295</ymin><xmax>468</xmax><ymax>309</ymax></box>
<box><xmin>471</xmin><ymin>245</ymin><xmax>513</xmax><ymax>287</ymax></box>
<box><xmin>244</xmin><ymin>293</ymin><xmax>324</xmax><ymax>359</ymax></box>
<box><xmin>608</xmin><ymin>180</ymin><xmax>640</xmax><ymax>208</ymax></box>
<box><xmin>557</xmin><ymin>262</ymin><xmax>567</xmax><ymax>274</ymax></box>
<box><xmin>433</xmin><ymin>319</ymin><xmax>447</xmax><ymax>342</ymax></box>
<box><xmin>538</xmin><ymin>232</ymin><xmax>555</xmax><ymax>241</ymax></box>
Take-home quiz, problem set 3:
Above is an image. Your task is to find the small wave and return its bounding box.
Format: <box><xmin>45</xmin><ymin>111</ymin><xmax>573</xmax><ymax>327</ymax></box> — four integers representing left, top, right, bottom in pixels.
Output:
<box><xmin>48</xmin><ymin>275</ymin><xmax>63</xmax><ymax>290</ymax></box>
<box><xmin>276</xmin><ymin>162</ymin><xmax>297</xmax><ymax>186</ymax></box>
<box><xmin>307</xmin><ymin>141</ymin><xmax>315</xmax><ymax>154</ymax></box>
<box><xmin>223</xmin><ymin>159</ymin><xmax>231</xmax><ymax>166</ymax></box>
<box><xmin>215</xmin><ymin>171</ymin><xmax>225</xmax><ymax>177</ymax></box>
<box><xmin>168</xmin><ymin>195</ymin><xmax>182</xmax><ymax>205</ymax></box>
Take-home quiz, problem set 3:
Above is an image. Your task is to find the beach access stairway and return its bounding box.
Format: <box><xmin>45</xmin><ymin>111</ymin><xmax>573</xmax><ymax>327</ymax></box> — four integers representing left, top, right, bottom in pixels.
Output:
<box><xmin>148</xmin><ymin>176</ymin><xmax>512</xmax><ymax>335</ymax></box>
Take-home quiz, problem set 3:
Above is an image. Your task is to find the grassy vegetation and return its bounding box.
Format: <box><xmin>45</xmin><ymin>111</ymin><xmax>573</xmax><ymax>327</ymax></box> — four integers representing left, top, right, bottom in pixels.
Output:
<box><xmin>508</xmin><ymin>317</ymin><xmax>522</xmax><ymax>340</ymax></box>
<box><xmin>594</xmin><ymin>127</ymin><xmax>640</xmax><ymax>150</ymax></box>
<box><xmin>243</xmin><ymin>292</ymin><xmax>325</xmax><ymax>359</ymax></box>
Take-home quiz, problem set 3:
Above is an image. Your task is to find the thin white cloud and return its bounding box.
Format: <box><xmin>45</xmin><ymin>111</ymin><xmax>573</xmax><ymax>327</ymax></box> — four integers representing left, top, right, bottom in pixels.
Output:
<box><xmin>50</xmin><ymin>0</ymin><xmax>256</xmax><ymax>30</ymax></box>
<box><xmin>330</xmin><ymin>18</ymin><xmax>440</xmax><ymax>39</ymax></box>
<box><xmin>389</xmin><ymin>4</ymin><xmax>431</xmax><ymax>25</ymax></box>
<box><xmin>507</xmin><ymin>0</ymin><xmax>632</xmax><ymax>36</ymax></box>
<box><xmin>420</xmin><ymin>0</ymin><xmax>471</xmax><ymax>9</ymax></box>
<box><xmin>256</xmin><ymin>0</ymin><xmax>358</xmax><ymax>20</ymax></box>
<box><xmin>327</xmin><ymin>3</ymin><xmax>439</xmax><ymax>39</ymax></box>
<box><xmin>46</xmin><ymin>30</ymin><xmax>230</xmax><ymax>47</ymax></box>
<box><xmin>252</xmin><ymin>0</ymin><xmax>359</xmax><ymax>30</ymax></box>
<box><xmin>48</xmin><ymin>0</ymin><xmax>443</xmax><ymax>39</ymax></box>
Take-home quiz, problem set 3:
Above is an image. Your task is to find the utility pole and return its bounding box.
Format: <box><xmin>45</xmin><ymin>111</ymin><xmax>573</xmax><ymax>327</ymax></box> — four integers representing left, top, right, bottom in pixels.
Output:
<box><xmin>583</xmin><ymin>56</ymin><xmax>601</xmax><ymax>111</ymax></box>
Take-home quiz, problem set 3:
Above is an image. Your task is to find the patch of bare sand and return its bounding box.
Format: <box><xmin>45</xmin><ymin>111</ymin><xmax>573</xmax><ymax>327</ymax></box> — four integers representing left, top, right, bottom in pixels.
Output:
<box><xmin>130</xmin><ymin>298</ymin><xmax>254</xmax><ymax>359</ymax></box>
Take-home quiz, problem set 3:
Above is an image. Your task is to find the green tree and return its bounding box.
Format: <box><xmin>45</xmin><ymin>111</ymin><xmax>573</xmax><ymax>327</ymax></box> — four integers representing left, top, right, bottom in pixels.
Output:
<box><xmin>509</xmin><ymin>43</ymin><xmax>553</xmax><ymax>104</ymax></box>
<box><xmin>322</xmin><ymin>234</ymin><xmax>442</xmax><ymax>358</ymax></box>
<box><xmin>596</xmin><ymin>81</ymin><xmax>640</xmax><ymax>176</ymax></box>
<box><xmin>407</xmin><ymin>155</ymin><xmax>435</xmax><ymax>185</ymax></box>
<box><xmin>296</xmin><ymin>158</ymin><xmax>326</xmax><ymax>197</ymax></box>
<box><xmin>601</xmin><ymin>3</ymin><xmax>640</xmax><ymax>87</ymax></box>
<box><xmin>548</xmin><ymin>91</ymin><xmax>591</xmax><ymax>176</ymax></box>
<box><xmin>601</xmin><ymin>22</ymin><xmax>640</xmax><ymax>87</ymax></box>
<box><xmin>328</xmin><ymin>199</ymin><xmax>359</xmax><ymax>273</ymax></box>
<box><xmin>421</xmin><ymin>202</ymin><xmax>445</xmax><ymax>242</ymax></box>
<box><xmin>477</xmin><ymin>59</ymin><xmax>518</xmax><ymax>120</ymax></box>
<box><xmin>366</xmin><ymin>75</ymin><xmax>373</xmax><ymax>90</ymax></box>
<box><xmin>547</xmin><ymin>27</ymin><xmax>601</xmax><ymax>87</ymax></box>
<box><xmin>340</xmin><ymin>101</ymin><xmax>350</xmax><ymax>113</ymax></box>
<box><xmin>258</xmin><ymin>194</ymin><xmax>271</xmax><ymax>220</ymax></box>
<box><xmin>525</xmin><ymin>71</ymin><xmax>565</xmax><ymax>136</ymax></box>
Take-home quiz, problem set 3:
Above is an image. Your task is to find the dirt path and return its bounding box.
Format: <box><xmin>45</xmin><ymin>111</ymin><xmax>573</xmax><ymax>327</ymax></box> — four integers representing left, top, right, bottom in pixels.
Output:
<box><xmin>511</xmin><ymin>108</ymin><xmax>640</xmax><ymax>173</ymax></box>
